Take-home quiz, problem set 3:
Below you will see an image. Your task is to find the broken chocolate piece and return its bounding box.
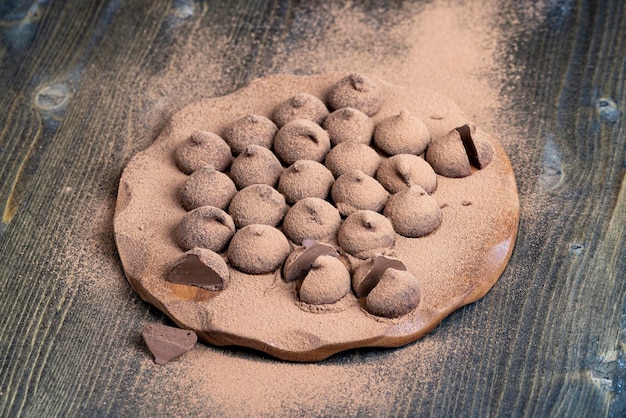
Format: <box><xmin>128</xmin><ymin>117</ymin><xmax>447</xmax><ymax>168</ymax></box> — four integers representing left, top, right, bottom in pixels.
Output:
<box><xmin>283</xmin><ymin>239</ymin><xmax>339</xmax><ymax>282</ymax></box>
<box><xmin>142</xmin><ymin>323</ymin><xmax>197</xmax><ymax>365</ymax></box>
<box><xmin>168</xmin><ymin>247</ymin><xmax>229</xmax><ymax>290</ymax></box>
<box><xmin>354</xmin><ymin>256</ymin><xmax>407</xmax><ymax>298</ymax></box>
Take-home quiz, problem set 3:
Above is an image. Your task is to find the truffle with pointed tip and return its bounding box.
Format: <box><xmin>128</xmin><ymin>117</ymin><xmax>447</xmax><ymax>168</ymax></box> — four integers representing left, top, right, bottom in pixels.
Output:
<box><xmin>327</xmin><ymin>74</ymin><xmax>384</xmax><ymax>116</ymax></box>
<box><xmin>228</xmin><ymin>184</ymin><xmax>288</xmax><ymax>228</ymax></box>
<box><xmin>283</xmin><ymin>239</ymin><xmax>339</xmax><ymax>282</ymax></box>
<box><xmin>352</xmin><ymin>255</ymin><xmax>407</xmax><ymax>298</ymax></box>
<box><xmin>282</xmin><ymin>197</ymin><xmax>341</xmax><ymax>245</ymax></box>
<box><xmin>323</xmin><ymin>107</ymin><xmax>374</xmax><ymax>146</ymax></box>
<box><xmin>230</xmin><ymin>144</ymin><xmax>283</xmax><ymax>189</ymax></box>
<box><xmin>168</xmin><ymin>247</ymin><xmax>229</xmax><ymax>290</ymax></box>
<box><xmin>224</xmin><ymin>114</ymin><xmax>278</xmax><ymax>155</ymax></box>
<box><xmin>227</xmin><ymin>224</ymin><xmax>291</xmax><ymax>274</ymax></box>
<box><xmin>325</xmin><ymin>141</ymin><xmax>381</xmax><ymax>178</ymax></box>
<box><xmin>375</xmin><ymin>154</ymin><xmax>437</xmax><ymax>194</ymax></box>
<box><xmin>374</xmin><ymin>111</ymin><xmax>431</xmax><ymax>156</ymax></box>
<box><xmin>278</xmin><ymin>160</ymin><xmax>335</xmax><ymax>204</ymax></box>
<box><xmin>299</xmin><ymin>256</ymin><xmax>351</xmax><ymax>305</ymax></box>
<box><xmin>180</xmin><ymin>166</ymin><xmax>237</xmax><ymax>211</ymax></box>
<box><xmin>272</xmin><ymin>93</ymin><xmax>329</xmax><ymax>128</ymax></box>
<box><xmin>274</xmin><ymin>119</ymin><xmax>331</xmax><ymax>165</ymax></box>
<box><xmin>384</xmin><ymin>185</ymin><xmax>442</xmax><ymax>238</ymax></box>
<box><xmin>174</xmin><ymin>131</ymin><xmax>232</xmax><ymax>174</ymax></box>
<box><xmin>337</xmin><ymin>210</ymin><xmax>395</xmax><ymax>259</ymax></box>
<box><xmin>176</xmin><ymin>206</ymin><xmax>236</xmax><ymax>252</ymax></box>
<box><xmin>365</xmin><ymin>268</ymin><xmax>421</xmax><ymax>318</ymax></box>
<box><xmin>331</xmin><ymin>169</ymin><xmax>389</xmax><ymax>216</ymax></box>
<box><xmin>142</xmin><ymin>323</ymin><xmax>197</xmax><ymax>365</ymax></box>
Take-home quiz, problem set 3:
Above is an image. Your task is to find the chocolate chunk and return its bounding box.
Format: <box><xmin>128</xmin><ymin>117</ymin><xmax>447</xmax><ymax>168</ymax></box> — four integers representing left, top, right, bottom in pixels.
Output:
<box><xmin>142</xmin><ymin>323</ymin><xmax>197</xmax><ymax>365</ymax></box>
<box><xmin>168</xmin><ymin>248</ymin><xmax>229</xmax><ymax>290</ymax></box>
<box><xmin>354</xmin><ymin>256</ymin><xmax>407</xmax><ymax>298</ymax></box>
<box><xmin>283</xmin><ymin>239</ymin><xmax>339</xmax><ymax>282</ymax></box>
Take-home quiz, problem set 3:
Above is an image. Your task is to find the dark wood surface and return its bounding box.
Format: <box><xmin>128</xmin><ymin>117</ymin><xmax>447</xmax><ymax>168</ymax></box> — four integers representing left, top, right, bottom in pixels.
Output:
<box><xmin>1</xmin><ymin>0</ymin><xmax>624</xmax><ymax>416</ymax></box>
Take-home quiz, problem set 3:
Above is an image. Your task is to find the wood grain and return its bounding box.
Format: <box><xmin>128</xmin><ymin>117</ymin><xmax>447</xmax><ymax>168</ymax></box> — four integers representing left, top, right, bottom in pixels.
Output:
<box><xmin>0</xmin><ymin>0</ymin><xmax>624</xmax><ymax>416</ymax></box>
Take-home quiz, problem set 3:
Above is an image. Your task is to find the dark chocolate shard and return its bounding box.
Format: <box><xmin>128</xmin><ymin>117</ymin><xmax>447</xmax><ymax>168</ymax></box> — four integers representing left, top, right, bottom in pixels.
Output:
<box><xmin>456</xmin><ymin>124</ymin><xmax>481</xmax><ymax>168</ymax></box>
<box><xmin>168</xmin><ymin>249</ymin><xmax>228</xmax><ymax>291</ymax></box>
<box><xmin>283</xmin><ymin>239</ymin><xmax>338</xmax><ymax>282</ymax></box>
<box><xmin>142</xmin><ymin>323</ymin><xmax>197</xmax><ymax>365</ymax></box>
<box><xmin>355</xmin><ymin>255</ymin><xmax>407</xmax><ymax>298</ymax></box>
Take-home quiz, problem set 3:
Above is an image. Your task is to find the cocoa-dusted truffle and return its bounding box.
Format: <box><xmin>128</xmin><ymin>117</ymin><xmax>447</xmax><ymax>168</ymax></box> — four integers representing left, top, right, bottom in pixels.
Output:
<box><xmin>180</xmin><ymin>166</ymin><xmax>237</xmax><ymax>211</ymax></box>
<box><xmin>331</xmin><ymin>169</ymin><xmax>389</xmax><ymax>216</ymax></box>
<box><xmin>323</xmin><ymin>107</ymin><xmax>374</xmax><ymax>146</ymax></box>
<box><xmin>278</xmin><ymin>160</ymin><xmax>334</xmax><ymax>204</ymax></box>
<box><xmin>327</xmin><ymin>74</ymin><xmax>384</xmax><ymax>116</ymax></box>
<box><xmin>383</xmin><ymin>185</ymin><xmax>442</xmax><ymax>238</ymax></box>
<box><xmin>230</xmin><ymin>145</ymin><xmax>283</xmax><ymax>189</ymax></box>
<box><xmin>337</xmin><ymin>210</ymin><xmax>395</xmax><ymax>259</ymax></box>
<box><xmin>174</xmin><ymin>131</ymin><xmax>232</xmax><ymax>174</ymax></box>
<box><xmin>223</xmin><ymin>114</ymin><xmax>278</xmax><ymax>155</ymax></box>
<box><xmin>228</xmin><ymin>184</ymin><xmax>288</xmax><ymax>228</ymax></box>
<box><xmin>324</xmin><ymin>141</ymin><xmax>381</xmax><ymax>178</ymax></box>
<box><xmin>282</xmin><ymin>197</ymin><xmax>341</xmax><ymax>245</ymax></box>
<box><xmin>365</xmin><ymin>268</ymin><xmax>421</xmax><ymax>318</ymax></box>
<box><xmin>299</xmin><ymin>255</ymin><xmax>351</xmax><ymax>305</ymax></box>
<box><xmin>176</xmin><ymin>206</ymin><xmax>236</xmax><ymax>252</ymax></box>
<box><xmin>227</xmin><ymin>224</ymin><xmax>290</xmax><ymax>274</ymax></box>
<box><xmin>274</xmin><ymin>119</ymin><xmax>331</xmax><ymax>165</ymax></box>
<box><xmin>373</xmin><ymin>111</ymin><xmax>430</xmax><ymax>156</ymax></box>
<box><xmin>168</xmin><ymin>247</ymin><xmax>229</xmax><ymax>291</ymax></box>
<box><xmin>375</xmin><ymin>154</ymin><xmax>437</xmax><ymax>194</ymax></box>
<box><xmin>282</xmin><ymin>239</ymin><xmax>339</xmax><ymax>282</ymax></box>
<box><xmin>426</xmin><ymin>124</ymin><xmax>494</xmax><ymax>178</ymax></box>
<box><xmin>272</xmin><ymin>93</ymin><xmax>329</xmax><ymax>128</ymax></box>
<box><xmin>351</xmin><ymin>255</ymin><xmax>407</xmax><ymax>298</ymax></box>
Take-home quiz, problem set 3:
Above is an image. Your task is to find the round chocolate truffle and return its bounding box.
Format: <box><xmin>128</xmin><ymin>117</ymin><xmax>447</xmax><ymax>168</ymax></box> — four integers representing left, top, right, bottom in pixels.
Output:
<box><xmin>323</xmin><ymin>107</ymin><xmax>374</xmax><ymax>146</ymax></box>
<box><xmin>174</xmin><ymin>131</ymin><xmax>232</xmax><ymax>174</ymax></box>
<box><xmin>337</xmin><ymin>210</ymin><xmax>395</xmax><ymax>259</ymax></box>
<box><xmin>180</xmin><ymin>166</ymin><xmax>237</xmax><ymax>211</ymax></box>
<box><xmin>176</xmin><ymin>206</ymin><xmax>236</xmax><ymax>253</ymax></box>
<box><xmin>383</xmin><ymin>185</ymin><xmax>442</xmax><ymax>238</ymax></box>
<box><xmin>327</xmin><ymin>74</ymin><xmax>384</xmax><ymax>116</ymax></box>
<box><xmin>282</xmin><ymin>197</ymin><xmax>341</xmax><ymax>245</ymax></box>
<box><xmin>223</xmin><ymin>114</ymin><xmax>278</xmax><ymax>155</ymax></box>
<box><xmin>375</xmin><ymin>154</ymin><xmax>437</xmax><ymax>194</ymax></box>
<box><xmin>228</xmin><ymin>184</ymin><xmax>288</xmax><ymax>228</ymax></box>
<box><xmin>274</xmin><ymin>119</ymin><xmax>331</xmax><ymax>165</ymax></box>
<box><xmin>230</xmin><ymin>145</ymin><xmax>283</xmax><ymax>189</ymax></box>
<box><xmin>278</xmin><ymin>160</ymin><xmax>334</xmax><ymax>204</ymax></box>
<box><xmin>227</xmin><ymin>224</ymin><xmax>290</xmax><ymax>275</ymax></box>
<box><xmin>168</xmin><ymin>247</ymin><xmax>230</xmax><ymax>291</ymax></box>
<box><xmin>373</xmin><ymin>111</ymin><xmax>430</xmax><ymax>156</ymax></box>
<box><xmin>272</xmin><ymin>93</ymin><xmax>329</xmax><ymax>128</ymax></box>
<box><xmin>299</xmin><ymin>256</ymin><xmax>351</xmax><ymax>305</ymax></box>
<box><xmin>324</xmin><ymin>141</ymin><xmax>381</xmax><ymax>178</ymax></box>
<box><xmin>366</xmin><ymin>268</ymin><xmax>421</xmax><ymax>318</ymax></box>
<box><xmin>331</xmin><ymin>169</ymin><xmax>389</xmax><ymax>216</ymax></box>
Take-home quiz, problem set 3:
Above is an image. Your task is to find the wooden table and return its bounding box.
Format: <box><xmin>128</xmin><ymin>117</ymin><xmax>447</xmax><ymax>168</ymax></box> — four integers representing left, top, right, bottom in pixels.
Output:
<box><xmin>1</xmin><ymin>0</ymin><xmax>624</xmax><ymax>416</ymax></box>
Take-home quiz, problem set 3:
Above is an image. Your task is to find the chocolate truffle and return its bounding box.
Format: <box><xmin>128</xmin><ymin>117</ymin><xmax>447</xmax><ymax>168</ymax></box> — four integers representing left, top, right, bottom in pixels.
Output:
<box><xmin>180</xmin><ymin>166</ymin><xmax>237</xmax><ymax>211</ymax></box>
<box><xmin>327</xmin><ymin>74</ymin><xmax>384</xmax><ymax>116</ymax></box>
<box><xmin>274</xmin><ymin>119</ymin><xmax>331</xmax><ymax>165</ymax></box>
<box><xmin>223</xmin><ymin>114</ymin><xmax>278</xmax><ymax>155</ymax></box>
<box><xmin>278</xmin><ymin>160</ymin><xmax>335</xmax><ymax>204</ymax></box>
<box><xmin>351</xmin><ymin>255</ymin><xmax>407</xmax><ymax>298</ymax></box>
<box><xmin>373</xmin><ymin>111</ymin><xmax>430</xmax><ymax>156</ymax></box>
<box><xmin>426</xmin><ymin>124</ymin><xmax>495</xmax><ymax>178</ymax></box>
<box><xmin>324</xmin><ymin>141</ymin><xmax>381</xmax><ymax>178</ymax></box>
<box><xmin>323</xmin><ymin>107</ymin><xmax>374</xmax><ymax>146</ymax></box>
<box><xmin>230</xmin><ymin>144</ymin><xmax>283</xmax><ymax>189</ymax></box>
<box><xmin>331</xmin><ymin>169</ymin><xmax>389</xmax><ymax>216</ymax></box>
<box><xmin>272</xmin><ymin>93</ymin><xmax>329</xmax><ymax>128</ymax></box>
<box><xmin>299</xmin><ymin>255</ymin><xmax>351</xmax><ymax>305</ymax></box>
<box><xmin>227</xmin><ymin>224</ymin><xmax>290</xmax><ymax>274</ymax></box>
<box><xmin>282</xmin><ymin>239</ymin><xmax>339</xmax><ymax>282</ymax></box>
<box><xmin>375</xmin><ymin>154</ymin><xmax>437</xmax><ymax>194</ymax></box>
<box><xmin>176</xmin><ymin>206</ymin><xmax>236</xmax><ymax>252</ymax></box>
<box><xmin>228</xmin><ymin>184</ymin><xmax>288</xmax><ymax>228</ymax></box>
<box><xmin>383</xmin><ymin>185</ymin><xmax>442</xmax><ymax>238</ymax></box>
<box><xmin>168</xmin><ymin>247</ymin><xmax>229</xmax><ymax>291</ymax></box>
<box><xmin>142</xmin><ymin>324</ymin><xmax>197</xmax><ymax>365</ymax></box>
<box><xmin>174</xmin><ymin>131</ymin><xmax>232</xmax><ymax>174</ymax></box>
<box><xmin>365</xmin><ymin>268</ymin><xmax>421</xmax><ymax>318</ymax></box>
<box><xmin>337</xmin><ymin>210</ymin><xmax>395</xmax><ymax>259</ymax></box>
<box><xmin>282</xmin><ymin>197</ymin><xmax>341</xmax><ymax>245</ymax></box>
